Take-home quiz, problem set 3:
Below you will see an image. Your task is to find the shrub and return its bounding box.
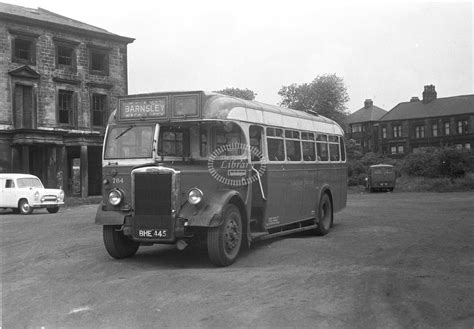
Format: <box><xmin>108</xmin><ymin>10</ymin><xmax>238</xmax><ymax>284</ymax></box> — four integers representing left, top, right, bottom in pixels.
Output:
<box><xmin>402</xmin><ymin>147</ymin><xmax>472</xmax><ymax>178</ymax></box>
<box><xmin>438</xmin><ymin>148</ymin><xmax>471</xmax><ymax>178</ymax></box>
<box><xmin>402</xmin><ymin>150</ymin><xmax>440</xmax><ymax>177</ymax></box>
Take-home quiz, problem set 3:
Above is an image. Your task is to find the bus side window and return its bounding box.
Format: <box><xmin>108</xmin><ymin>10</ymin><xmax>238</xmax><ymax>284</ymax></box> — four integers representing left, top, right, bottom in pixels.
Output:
<box><xmin>301</xmin><ymin>132</ymin><xmax>315</xmax><ymax>161</ymax></box>
<box><xmin>267</xmin><ymin>127</ymin><xmax>284</xmax><ymax>161</ymax></box>
<box><xmin>200</xmin><ymin>126</ymin><xmax>208</xmax><ymax>157</ymax></box>
<box><xmin>249</xmin><ymin>125</ymin><xmax>263</xmax><ymax>161</ymax></box>
<box><xmin>285</xmin><ymin>130</ymin><xmax>301</xmax><ymax>161</ymax></box>
<box><xmin>340</xmin><ymin>137</ymin><xmax>346</xmax><ymax>162</ymax></box>
<box><xmin>329</xmin><ymin>136</ymin><xmax>340</xmax><ymax>161</ymax></box>
<box><xmin>316</xmin><ymin>134</ymin><xmax>329</xmax><ymax>161</ymax></box>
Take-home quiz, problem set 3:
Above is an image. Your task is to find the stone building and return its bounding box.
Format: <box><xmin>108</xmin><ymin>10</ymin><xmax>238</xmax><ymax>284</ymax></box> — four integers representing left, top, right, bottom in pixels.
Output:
<box><xmin>378</xmin><ymin>85</ymin><xmax>474</xmax><ymax>156</ymax></box>
<box><xmin>347</xmin><ymin>99</ymin><xmax>387</xmax><ymax>153</ymax></box>
<box><xmin>0</xmin><ymin>3</ymin><xmax>133</xmax><ymax>196</ymax></box>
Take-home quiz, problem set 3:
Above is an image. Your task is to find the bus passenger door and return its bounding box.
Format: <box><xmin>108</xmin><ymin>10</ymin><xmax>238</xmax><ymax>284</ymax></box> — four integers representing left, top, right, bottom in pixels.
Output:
<box><xmin>249</xmin><ymin>125</ymin><xmax>268</xmax><ymax>231</ymax></box>
<box><xmin>261</xmin><ymin>127</ymin><xmax>287</xmax><ymax>229</ymax></box>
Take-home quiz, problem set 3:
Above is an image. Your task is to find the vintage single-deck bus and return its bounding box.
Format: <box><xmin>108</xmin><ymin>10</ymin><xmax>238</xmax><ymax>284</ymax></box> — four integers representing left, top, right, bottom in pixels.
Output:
<box><xmin>95</xmin><ymin>91</ymin><xmax>347</xmax><ymax>266</ymax></box>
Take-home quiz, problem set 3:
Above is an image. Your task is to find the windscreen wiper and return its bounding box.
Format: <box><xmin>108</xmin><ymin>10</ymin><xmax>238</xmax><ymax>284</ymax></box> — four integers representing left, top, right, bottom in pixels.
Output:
<box><xmin>115</xmin><ymin>125</ymin><xmax>134</xmax><ymax>140</ymax></box>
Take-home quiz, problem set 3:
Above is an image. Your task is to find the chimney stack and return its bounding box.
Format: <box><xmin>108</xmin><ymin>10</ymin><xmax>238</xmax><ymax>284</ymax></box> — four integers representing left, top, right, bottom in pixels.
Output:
<box><xmin>422</xmin><ymin>85</ymin><xmax>437</xmax><ymax>103</ymax></box>
<box><xmin>410</xmin><ymin>96</ymin><xmax>420</xmax><ymax>102</ymax></box>
<box><xmin>364</xmin><ymin>99</ymin><xmax>373</xmax><ymax>108</ymax></box>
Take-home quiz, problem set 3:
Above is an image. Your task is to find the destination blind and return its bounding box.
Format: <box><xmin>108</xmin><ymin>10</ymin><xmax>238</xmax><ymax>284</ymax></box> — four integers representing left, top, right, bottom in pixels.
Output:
<box><xmin>119</xmin><ymin>97</ymin><xmax>167</xmax><ymax>119</ymax></box>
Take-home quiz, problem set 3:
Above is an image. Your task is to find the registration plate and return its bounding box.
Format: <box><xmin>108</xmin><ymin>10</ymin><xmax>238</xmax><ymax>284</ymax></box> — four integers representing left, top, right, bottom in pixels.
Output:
<box><xmin>137</xmin><ymin>229</ymin><xmax>168</xmax><ymax>238</ymax></box>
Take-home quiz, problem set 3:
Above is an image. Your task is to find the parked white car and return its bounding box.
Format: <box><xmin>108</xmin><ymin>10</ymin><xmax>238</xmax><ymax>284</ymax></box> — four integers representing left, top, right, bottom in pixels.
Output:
<box><xmin>0</xmin><ymin>174</ymin><xmax>65</xmax><ymax>214</ymax></box>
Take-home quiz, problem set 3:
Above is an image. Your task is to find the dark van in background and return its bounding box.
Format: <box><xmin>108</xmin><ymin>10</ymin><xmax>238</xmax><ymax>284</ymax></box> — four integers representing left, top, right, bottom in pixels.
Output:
<box><xmin>366</xmin><ymin>164</ymin><xmax>396</xmax><ymax>192</ymax></box>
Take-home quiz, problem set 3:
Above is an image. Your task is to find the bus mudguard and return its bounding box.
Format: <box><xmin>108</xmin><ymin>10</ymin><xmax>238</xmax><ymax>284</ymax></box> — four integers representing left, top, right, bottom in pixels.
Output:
<box><xmin>178</xmin><ymin>190</ymin><xmax>245</xmax><ymax>228</ymax></box>
<box><xmin>95</xmin><ymin>205</ymin><xmax>126</xmax><ymax>225</ymax></box>
<box><xmin>316</xmin><ymin>184</ymin><xmax>333</xmax><ymax>211</ymax></box>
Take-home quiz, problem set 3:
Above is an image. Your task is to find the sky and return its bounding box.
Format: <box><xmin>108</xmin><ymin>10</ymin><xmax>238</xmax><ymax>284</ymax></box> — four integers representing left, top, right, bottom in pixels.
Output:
<box><xmin>5</xmin><ymin>0</ymin><xmax>473</xmax><ymax>113</ymax></box>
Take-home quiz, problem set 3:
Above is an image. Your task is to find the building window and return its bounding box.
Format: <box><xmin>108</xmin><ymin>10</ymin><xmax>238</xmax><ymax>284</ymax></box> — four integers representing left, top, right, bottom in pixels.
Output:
<box><xmin>465</xmin><ymin>143</ymin><xmax>471</xmax><ymax>149</ymax></box>
<box><xmin>393</xmin><ymin>125</ymin><xmax>402</xmax><ymax>138</ymax></box>
<box><xmin>390</xmin><ymin>145</ymin><xmax>404</xmax><ymax>154</ymax></box>
<box><xmin>12</xmin><ymin>36</ymin><xmax>36</xmax><ymax>64</ymax></box>
<box><xmin>444</xmin><ymin>122</ymin><xmax>450</xmax><ymax>135</ymax></box>
<box><xmin>92</xmin><ymin>94</ymin><xmax>107</xmax><ymax>126</ymax></box>
<box><xmin>89</xmin><ymin>48</ymin><xmax>109</xmax><ymax>75</ymax></box>
<box><xmin>57</xmin><ymin>45</ymin><xmax>74</xmax><ymax>66</ymax></box>
<box><xmin>351</xmin><ymin>124</ymin><xmax>362</xmax><ymax>133</ymax></box>
<box><xmin>381</xmin><ymin>127</ymin><xmax>387</xmax><ymax>139</ymax></box>
<box><xmin>58</xmin><ymin>90</ymin><xmax>74</xmax><ymax>125</ymax></box>
<box><xmin>457</xmin><ymin>120</ymin><xmax>468</xmax><ymax>134</ymax></box>
<box><xmin>431</xmin><ymin>123</ymin><xmax>438</xmax><ymax>137</ymax></box>
<box><xmin>415</xmin><ymin>125</ymin><xmax>425</xmax><ymax>139</ymax></box>
<box><xmin>13</xmin><ymin>84</ymin><xmax>35</xmax><ymax>129</ymax></box>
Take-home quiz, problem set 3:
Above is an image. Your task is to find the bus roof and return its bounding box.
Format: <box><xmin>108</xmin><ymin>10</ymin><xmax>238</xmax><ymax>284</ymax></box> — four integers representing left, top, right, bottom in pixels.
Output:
<box><xmin>116</xmin><ymin>91</ymin><xmax>345</xmax><ymax>136</ymax></box>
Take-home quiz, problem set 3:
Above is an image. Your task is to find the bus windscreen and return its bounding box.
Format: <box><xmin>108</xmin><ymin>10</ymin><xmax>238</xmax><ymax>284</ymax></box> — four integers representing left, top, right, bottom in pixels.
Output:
<box><xmin>104</xmin><ymin>125</ymin><xmax>155</xmax><ymax>159</ymax></box>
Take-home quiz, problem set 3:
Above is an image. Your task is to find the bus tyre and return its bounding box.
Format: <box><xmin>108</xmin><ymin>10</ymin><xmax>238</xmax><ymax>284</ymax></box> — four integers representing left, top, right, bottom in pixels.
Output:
<box><xmin>19</xmin><ymin>199</ymin><xmax>33</xmax><ymax>215</ymax></box>
<box><xmin>207</xmin><ymin>204</ymin><xmax>242</xmax><ymax>267</ymax></box>
<box><xmin>314</xmin><ymin>193</ymin><xmax>332</xmax><ymax>236</ymax></box>
<box><xmin>103</xmin><ymin>225</ymin><xmax>140</xmax><ymax>259</ymax></box>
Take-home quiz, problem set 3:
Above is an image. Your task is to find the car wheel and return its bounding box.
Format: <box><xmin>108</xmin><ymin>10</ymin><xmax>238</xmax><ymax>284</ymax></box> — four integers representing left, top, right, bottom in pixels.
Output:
<box><xmin>19</xmin><ymin>199</ymin><xmax>33</xmax><ymax>215</ymax></box>
<box><xmin>103</xmin><ymin>225</ymin><xmax>140</xmax><ymax>259</ymax></box>
<box><xmin>47</xmin><ymin>206</ymin><xmax>60</xmax><ymax>214</ymax></box>
<box><xmin>207</xmin><ymin>204</ymin><xmax>242</xmax><ymax>267</ymax></box>
<box><xmin>314</xmin><ymin>193</ymin><xmax>332</xmax><ymax>236</ymax></box>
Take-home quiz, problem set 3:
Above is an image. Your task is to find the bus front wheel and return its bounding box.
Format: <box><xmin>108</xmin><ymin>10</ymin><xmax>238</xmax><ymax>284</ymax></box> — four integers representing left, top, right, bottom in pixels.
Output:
<box><xmin>103</xmin><ymin>225</ymin><xmax>140</xmax><ymax>259</ymax></box>
<box><xmin>207</xmin><ymin>204</ymin><xmax>242</xmax><ymax>267</ymax></box>
<box><xmin>314</xmin><ymin>193</ymin><xmax>332</xmax><ymax>236</ymax></box>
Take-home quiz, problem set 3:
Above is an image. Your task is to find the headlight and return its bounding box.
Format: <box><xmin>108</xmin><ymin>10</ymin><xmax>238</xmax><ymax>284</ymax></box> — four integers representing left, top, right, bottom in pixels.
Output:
<box><xmin>108</xmin><ymin>189</ymin><xmax>124</xmax><ymax>206</ymax></box>
<box><xmin>34</xmin><ymin>191</ymin><xmax>40</xmax><ymax>201</ymax></box>
<box><xmin>188</xmin><ymin>188</ymin><xmax>203</xmax><ymax>205</ymax></box>
<box><xmin>58</xmin><ymin>190</ymin><xmax>65</xmax><ymax>202</ymax></box>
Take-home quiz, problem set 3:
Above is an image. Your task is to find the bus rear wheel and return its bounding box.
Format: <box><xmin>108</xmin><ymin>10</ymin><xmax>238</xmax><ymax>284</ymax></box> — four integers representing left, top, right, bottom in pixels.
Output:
<box><xmin>103</xmin><ymin>225</ymin><xmax>140</xmax><ymax>259</ymax></box>
<box><xmin>207</xmin><ymin>204</ymin><xmax>242</xmax><ymax>267</ymax></box>
<box><xmin>314</xmin><ymin>193</ymin><xmax>332</xmax><ymax>236</ymax></box>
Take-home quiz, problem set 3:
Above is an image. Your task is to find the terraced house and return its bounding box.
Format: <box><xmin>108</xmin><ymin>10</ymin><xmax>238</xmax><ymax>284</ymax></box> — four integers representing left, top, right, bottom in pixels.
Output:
<box><xmin>0</xmin><ymin>3</ymin><xmax>134</xmax><ymax>196</ymax></box>
<box><xmin>347</xmin><ymin>99</ymin><xmax>387</xmax><ymax>153</ymax></box>
<box><xmin>378</xmin><ymin>85</ymin><xmax>474</xmax><ymax>156</ymax></box>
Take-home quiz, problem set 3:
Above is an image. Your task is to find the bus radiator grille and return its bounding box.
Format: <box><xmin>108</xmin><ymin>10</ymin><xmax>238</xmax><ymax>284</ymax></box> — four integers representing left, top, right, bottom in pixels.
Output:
<box><xmin>133</xmin><ymin>172</ymin><xmax>173</xmax><ymax>232</ymax></box>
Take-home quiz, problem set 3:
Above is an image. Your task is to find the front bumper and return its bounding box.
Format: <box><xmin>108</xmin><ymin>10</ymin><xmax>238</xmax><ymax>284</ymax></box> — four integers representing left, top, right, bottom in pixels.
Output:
<box><xmin>31</xmin><ymin>201</ymin><xmax>64</xmax><ymax>208</ymax></box>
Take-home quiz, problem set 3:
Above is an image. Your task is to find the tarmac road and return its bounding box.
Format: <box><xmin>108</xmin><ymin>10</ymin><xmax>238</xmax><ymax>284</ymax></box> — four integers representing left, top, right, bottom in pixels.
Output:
<box><xmin>1</xmin><ymin>191</ymin><xmax>473</xmax><ymax>328</ymax></box>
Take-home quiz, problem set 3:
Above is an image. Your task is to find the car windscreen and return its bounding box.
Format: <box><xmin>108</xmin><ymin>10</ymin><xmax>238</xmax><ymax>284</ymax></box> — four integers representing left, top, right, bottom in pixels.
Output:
<box><xmin>104</xmin><ymin>125</ymin><xmax>155</xmax><ymax>159</ymax></box>
<box><xmin>17</xmin><ymin>178</ymin><xmax>43</xmax><ymax>188</ymax></box>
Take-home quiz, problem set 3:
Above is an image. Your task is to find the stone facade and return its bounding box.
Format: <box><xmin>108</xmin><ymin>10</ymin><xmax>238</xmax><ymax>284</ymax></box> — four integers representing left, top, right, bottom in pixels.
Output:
<box><xmin>0</xmin><ymin>4</ymin><xmax>134</xmax><ymax>196</ymax></box>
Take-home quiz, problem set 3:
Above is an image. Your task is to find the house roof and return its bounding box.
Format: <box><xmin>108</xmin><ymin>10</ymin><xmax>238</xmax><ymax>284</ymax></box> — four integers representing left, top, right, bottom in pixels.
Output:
<box><xmin>348</xmin><ymin>105</ymin><xmax>387</xmax><ymax>124</ymax></box>
<box><xmin>379</xmin><ymin>94</ymin><xmax>474</xmax><ymax>122</ymax></box>
<box><xmin>0</xmin><ymin>2</ymin><xmax>134</xmax><ymax>43</ymax></box>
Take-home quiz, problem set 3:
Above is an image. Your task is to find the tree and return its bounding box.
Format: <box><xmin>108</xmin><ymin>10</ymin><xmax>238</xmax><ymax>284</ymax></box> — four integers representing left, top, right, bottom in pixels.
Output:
<box><xmin>278</xmin><ymin>74</ymin><xmax>349</xmax><ymax>129</ymax></box>
<box><xmin>215</xmin><ymin>87</ymin><xmax>257</xmax><ymax>101</ymax></box>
